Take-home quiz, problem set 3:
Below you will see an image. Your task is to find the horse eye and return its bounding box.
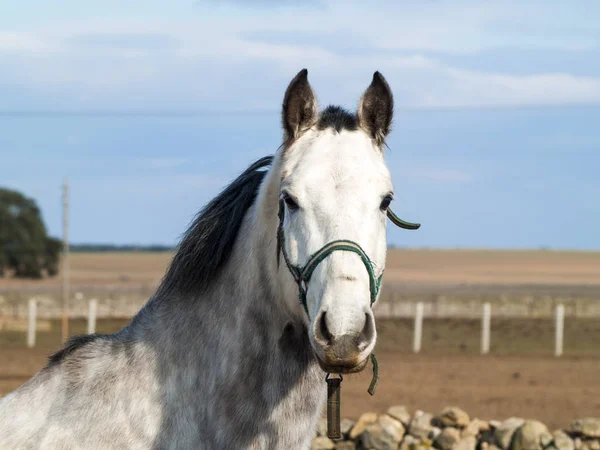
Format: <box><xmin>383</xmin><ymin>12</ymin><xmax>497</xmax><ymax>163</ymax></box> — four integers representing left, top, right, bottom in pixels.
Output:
<box><xmin>380</xmin><ymin>195</ymin><xmax>393</xmax><ymax>211</ymax></box>
<box><xmin>282</xmin><ymin>192</ymin><xmax>299</xmax><ymax>211</ymax></box>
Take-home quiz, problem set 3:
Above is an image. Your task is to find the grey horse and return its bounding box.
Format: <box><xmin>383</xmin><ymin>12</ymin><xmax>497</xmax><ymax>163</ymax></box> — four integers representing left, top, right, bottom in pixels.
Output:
<box><xmin>0</xmin><ymin>69</ymin><xmax>407</xmax><ymax>449</ymax></box>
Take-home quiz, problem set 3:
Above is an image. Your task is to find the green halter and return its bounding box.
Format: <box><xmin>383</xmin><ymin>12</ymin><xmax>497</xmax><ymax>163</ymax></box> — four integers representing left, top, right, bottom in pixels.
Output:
<box><xmin>276</xmin><ymin>199</ymin><xmax>420</xmax><ymax>395</ymax></box>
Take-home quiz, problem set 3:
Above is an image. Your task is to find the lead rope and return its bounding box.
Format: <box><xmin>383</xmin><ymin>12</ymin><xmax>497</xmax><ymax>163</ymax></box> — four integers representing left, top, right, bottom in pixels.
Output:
<box><xmin>368</xmin><ymin>353</ymin><xmax>379</xmax><ymax>395</ymax></box>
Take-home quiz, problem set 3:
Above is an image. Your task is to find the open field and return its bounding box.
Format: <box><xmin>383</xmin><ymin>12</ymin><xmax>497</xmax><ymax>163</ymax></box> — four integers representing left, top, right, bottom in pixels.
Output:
<box><xmin>2</xmin><ymin>250</ymin><xmax>599</xmax><ymax>429</ymax></box>
<box><xmin>1</xmin><ymin>249</ymin><xmax>599</xmax><ymax>289</ymax></box>
<box><xmin>0</xmin><ymin>252</ymin><xmax>173</xmax><ymax>289</ymax></box>
<box><xmin>1</xmin><ymin>318</ymin><xmax>599</xmax><ymax>430</ymax></box>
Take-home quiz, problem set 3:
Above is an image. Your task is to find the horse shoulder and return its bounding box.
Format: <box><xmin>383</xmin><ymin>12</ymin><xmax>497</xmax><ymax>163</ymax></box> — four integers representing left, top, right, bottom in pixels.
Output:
<box><xmin>0</xmin><ymin>336</ymin><xmax>163</xmax><ymax>449</ymax></box>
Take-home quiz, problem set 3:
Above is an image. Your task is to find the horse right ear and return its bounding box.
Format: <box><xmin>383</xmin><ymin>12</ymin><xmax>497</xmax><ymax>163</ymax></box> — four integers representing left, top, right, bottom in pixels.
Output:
<box><xmin>281</xmin><ymin>69</ymin><xmax>318</xmax><ymax>142</ymax></box>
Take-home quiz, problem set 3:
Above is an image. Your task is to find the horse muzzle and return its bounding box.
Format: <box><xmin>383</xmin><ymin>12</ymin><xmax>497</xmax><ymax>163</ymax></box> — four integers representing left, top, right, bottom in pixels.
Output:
<box><xmin>311</xmin><ymin>310</ymin><xmax>376</xmax><ymax>374</ymax></box>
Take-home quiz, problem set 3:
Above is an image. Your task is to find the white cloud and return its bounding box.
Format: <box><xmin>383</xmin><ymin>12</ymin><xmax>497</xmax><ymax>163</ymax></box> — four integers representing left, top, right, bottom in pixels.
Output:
<box><xmin>1</xmin><ymin>2</ymin><xmax>600</xmax><ymax>111</ymax></box>
<box><xmin>412</xmin><ymin>68</ymin><xmax>600</xmax><ymax>109</ymax></box>
<box><xmin>0</xmin><ymin>31</ymin><xmax>56</xmax><ymax>53</ymax></box>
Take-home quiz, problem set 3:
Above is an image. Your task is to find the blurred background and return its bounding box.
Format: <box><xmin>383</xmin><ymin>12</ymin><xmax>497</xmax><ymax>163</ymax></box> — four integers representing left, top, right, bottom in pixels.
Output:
<box><xmin>1</xmin><ymin>0</ymin><xmax>599</xmax><ymax>431</ymax></box>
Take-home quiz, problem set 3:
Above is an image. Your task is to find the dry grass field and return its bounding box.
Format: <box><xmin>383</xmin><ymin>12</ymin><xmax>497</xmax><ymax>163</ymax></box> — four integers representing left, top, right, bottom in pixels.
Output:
<box><xmin>385</xmin><ymin>248</ymin><xmax>600</xmax><ymax>286</ymax></box>
<box><xmin>0</xmin><ymin>252</ymin><xmax>173</xmax><ymax>288</ymax></box>
<box><xmin>1</xmin><ymin>248</ymin><xmax>599</xmax><ymax>289</ymax></box>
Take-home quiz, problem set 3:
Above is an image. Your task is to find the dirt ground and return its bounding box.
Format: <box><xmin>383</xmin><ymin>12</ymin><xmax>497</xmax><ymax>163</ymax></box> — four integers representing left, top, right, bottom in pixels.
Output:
<box><xmin>1</xmin><ymin>318</ymin><xmax>599</xmax><ymax>430</ymax></box>
<box><xmin>342</xmin><ymin>352</ymin><xmax>600</xmax><ymax>431</ymax></box>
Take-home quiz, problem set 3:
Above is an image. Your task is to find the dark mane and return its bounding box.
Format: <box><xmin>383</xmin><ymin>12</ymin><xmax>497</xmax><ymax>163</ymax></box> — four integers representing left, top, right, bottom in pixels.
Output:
<box><xmin>45</xmin><ymin>156</ymin><xmax>273</xmax><ymax>367</ymax></box>
<box><xmin>317</xmin><ymin>105</ymin><xmax>358</xmax><ymax>132</ymax></box>
<box><xmin>46</xmin><ymin>333</ymin><xmax>108</xmax><ymax>367</ymax></box>
<box><xmin>158</xmin><ymin>155</ymin><xmax>273</xmax><ymax>295</ymax></box>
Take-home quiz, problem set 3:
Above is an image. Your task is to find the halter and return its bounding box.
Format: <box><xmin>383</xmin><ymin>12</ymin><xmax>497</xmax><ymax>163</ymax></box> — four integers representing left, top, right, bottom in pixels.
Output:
<box><xmin>276</xmin><ymin>199</ymin><xmax>420</xmax><ymax>395</ymax></box>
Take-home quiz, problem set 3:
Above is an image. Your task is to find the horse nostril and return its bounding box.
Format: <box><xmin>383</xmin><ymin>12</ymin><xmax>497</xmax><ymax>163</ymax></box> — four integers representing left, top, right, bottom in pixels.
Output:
<box><xmin>315</xmin><ymin>311</ymin><xmax>333</xmax><ymax>346</ymax></box>
<box><xmin>358</xmin><ymin>312</ymin><xmax>375</xmax><ymax>351</ymax></box>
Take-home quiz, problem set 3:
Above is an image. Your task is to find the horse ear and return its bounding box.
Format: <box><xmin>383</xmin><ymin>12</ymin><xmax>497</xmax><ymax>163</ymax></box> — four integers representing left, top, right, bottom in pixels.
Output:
<box><xmin>282</xmin><ymin>69</ymin><xmax>318</xmax><ymax>142</ymax></box>
<box><xmin>357</xmin><ymin>71</ymin><xmax>394</xmax><ymax>148</ymax></box>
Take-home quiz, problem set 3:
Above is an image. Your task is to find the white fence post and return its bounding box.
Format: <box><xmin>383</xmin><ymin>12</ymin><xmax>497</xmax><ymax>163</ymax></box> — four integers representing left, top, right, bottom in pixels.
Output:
<box><xmin>555</xmin><ymin>304</ymin><xmax>564</xmax><ymax>357</ymax></box>
<box><xmin>27</xmin><ymin>298</ymin><xmax>37</xmax><ymax>348</ymax></box>
<box><xmin>481</xmin><ymin>302</ymin><xmax>491</xmax><ymax>354</ymax></box>
<box><xmin>88</xmin><ymin>299</ymin><xmax>97</xmax><ymax>334</ymax></box>
<box><xmin>413</xmin><ymin>302</ymin><xmax>424</xmax><ymax>353</ymax></box>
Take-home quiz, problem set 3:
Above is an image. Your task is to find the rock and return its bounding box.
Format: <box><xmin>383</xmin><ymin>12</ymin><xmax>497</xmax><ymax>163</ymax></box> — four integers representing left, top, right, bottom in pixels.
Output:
<box><xmin>571</xmin><ymin>419</ymin><xmax>600</xmax><ymax>439</ymax></box>
<box><xmin>435</xmin><ymin>427</ymin><xmax>461</xmax><ymax>450</ymax></box>
<box><xmin>317</xmin><ymin>418</ymin><xmax>328</xmax><ymax>437</ymax></box>
<box><xmin>423</xmin><ymin>437</ymin><xmax>435</xmax><ymax>448</ymax></box>
<box><xmin>480</xmin><ymin>430</ymin><xmax>497</xmax><ymax>447</ymax></box>
<box><xmin>540</xmin><ymin>432</ymin><xmax>554</xmax><ymax>449</ymax></box>
<box><xmin>388</xmin><ymin>405</ymin><xmax>413</xmax><ymax>426</ymax></box>
<box><xmin>340</xmin><ymin>419</ymin><xmax>356</xmax><ymax>439</ymax></box>
<box><xmin>574</xmin><ymin>438</ymin><xmax>583</xmax><ymax>450</ymax></box>
<box><xmin>379</xmin><ymin>414</ymin><xmax>406</xmax><ymax>439</ymax></box>
<box><xmin>490</xmin><ymin>422</ymin><xmax>502</xmax><ymax>430</ymax></box>
<box><xmin>398</xmin><ymin>435</ymin><xmax>434</xmax><ymax>450</ymax></box>
<box><xmin>410</xmin><ymin>411</ymin><xmax>436</xmax><ymax>440</ymax></box>
<box><xmin>587</xmin><ymin>441</ymin><xmax>600</xmax><ymax>450</ymax></box>
<box><xmin>511</xmin><ymin>420</ymin><xmax>549</xmax><ymax>450</ymax></box>
<box><xmin>495</xmin><ymin>418</ymin><xmax>525</xmax><ymax>450</ymax></box>
<box><xmin>553</xmin><ymin>431</ymin><xmax>574</xmax><ymax>450</ymax></box>
<box><xmin>334</xmin><ymin>442</ymin><xmax>356</xmax><ymax>450</ymax></box>
<box><xmin>312</xmin><ymin>436</ymin><xmax>335</xmax><ymax>450</ymax></box>
<box><xmin>362</xmin><ymin>414</ymin><xmax>406</xmax><ymax>450</ymax></box>
<box><xmin>455</xmin><ymin>436</ymin><xmax>477</xmax><ymax>450</ymax></box>
<box><xmin>429</xmin><ymin>427</ymin><xmax>442</xmax><ymax>440</ymax></box>
<box><xmin>438</xmin><ymin>407</ymin><xmax>471</xmax><ymax>428</ymax></box>
<box><xmin>463</xmin><ymin>419</ymin><xmax>491</xmax><ymax>438</ymax></box>
<box><xmin>400</xmin><ymin>434</ymin><xmax>419</xmax><ymax>450</ymax></box>
<box><xmin>349</xmin><ymin>412</ymin><xmax>378</xmax><ymax>440</ymax></box>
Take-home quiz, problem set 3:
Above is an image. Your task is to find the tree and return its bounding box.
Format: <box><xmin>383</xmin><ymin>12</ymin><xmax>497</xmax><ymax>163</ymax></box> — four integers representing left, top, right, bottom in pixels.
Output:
<box><xmin>0</xmin><ymin>187</ymin><xmax>62</xmax><ymax>278</ymax></box>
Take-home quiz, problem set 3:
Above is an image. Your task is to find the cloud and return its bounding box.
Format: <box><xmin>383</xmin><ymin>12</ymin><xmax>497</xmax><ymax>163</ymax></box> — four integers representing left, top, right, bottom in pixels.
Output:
<box><xmin>66</xmin><ymin>32</ymin><xmax>179</xmax><ymax>50</ymax></box>
<box><xmin>437</xmin><ymin>69</ymin><xmax>600</xmax><ymax>108</ymax></box>
<box><xmin>0</xmin><ymin>31</ymin><xmax>55</xmax><ymax>53</ymax></box>
<box><xmin>1</xmin><ymin>2</ymin><xmax>600</xmax><ymax>111</ymax></box>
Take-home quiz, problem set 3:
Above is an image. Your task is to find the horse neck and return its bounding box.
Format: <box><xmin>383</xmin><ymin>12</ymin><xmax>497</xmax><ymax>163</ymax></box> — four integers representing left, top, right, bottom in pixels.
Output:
<box><xmin>142</xmin><ymin>156</ymin><xmax>301</xmax><ymax>364</ymax></box>
<box><xmin>112</xmin><ymin>158</ymin><xmax>324</xmax><ymax>445</ymax></box>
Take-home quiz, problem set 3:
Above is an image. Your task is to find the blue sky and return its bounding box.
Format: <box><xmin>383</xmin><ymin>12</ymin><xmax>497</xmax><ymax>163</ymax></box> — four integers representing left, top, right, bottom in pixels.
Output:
<box><xmin>0</xmin><ymin>1</ymin><xmax>599</xmax><ymax>249</ymax></box>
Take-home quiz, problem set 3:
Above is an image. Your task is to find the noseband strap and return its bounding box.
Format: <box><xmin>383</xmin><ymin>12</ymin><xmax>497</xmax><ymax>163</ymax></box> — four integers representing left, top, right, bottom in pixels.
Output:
<box><xmin>276</xmin><ymin>199</ymin><xmax>420</xmax><ymax>395</ymax></box>
<box><xmin>277</xmin><ymin>199</ymin><xmax>420</xmax><ymax>315</ymax></box>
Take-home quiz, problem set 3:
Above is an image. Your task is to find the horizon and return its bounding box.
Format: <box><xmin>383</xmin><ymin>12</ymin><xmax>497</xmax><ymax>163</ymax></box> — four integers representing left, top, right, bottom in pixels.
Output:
<box><xmin>65</xmin><ymin>243</ymin><xmax>600</xmax><ymax>253</ymax></box>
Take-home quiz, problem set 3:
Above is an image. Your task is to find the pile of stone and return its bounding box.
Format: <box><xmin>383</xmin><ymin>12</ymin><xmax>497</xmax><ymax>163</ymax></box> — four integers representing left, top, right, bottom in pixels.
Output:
<box><xmin>312</xmin><ymin>406</ymin><xmax>600</xmax><ymax>450</ymax></box>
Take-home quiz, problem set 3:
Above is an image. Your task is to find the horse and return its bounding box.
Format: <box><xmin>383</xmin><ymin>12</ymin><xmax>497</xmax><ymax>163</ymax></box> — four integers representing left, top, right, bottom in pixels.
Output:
<box><xmin>0</xmin><ymin>69</ymin><xmax>418</xmax><ymax>449</ymax></box>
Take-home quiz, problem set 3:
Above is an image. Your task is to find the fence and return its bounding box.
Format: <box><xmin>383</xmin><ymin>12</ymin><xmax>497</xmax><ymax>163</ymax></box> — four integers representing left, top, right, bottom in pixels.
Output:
<box><xmin>1</xmin><ymin>291</ymin><xmax>589</xmax><ymax>357</ymax></box>
<box><xmin>2</xmin><ymin>285</ymin><xmax>600</xmax><ymax>319</ymax></box>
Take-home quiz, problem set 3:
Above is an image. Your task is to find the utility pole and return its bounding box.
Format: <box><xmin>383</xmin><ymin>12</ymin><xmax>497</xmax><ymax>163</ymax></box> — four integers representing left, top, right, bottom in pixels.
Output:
<box><xmin>61</xmin><ymin>178</ymin><xmax>70</xmax><ymax>343</ymax></box>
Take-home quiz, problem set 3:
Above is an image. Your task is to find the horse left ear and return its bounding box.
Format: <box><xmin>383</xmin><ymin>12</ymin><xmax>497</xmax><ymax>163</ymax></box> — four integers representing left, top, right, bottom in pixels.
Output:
<box><xmin>357</xmin><ymin>71</ymin><xmax>394</xmax><ymax>148</ymax></box>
